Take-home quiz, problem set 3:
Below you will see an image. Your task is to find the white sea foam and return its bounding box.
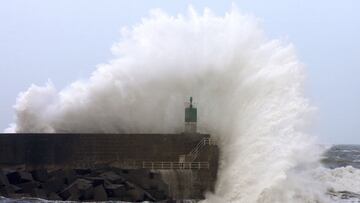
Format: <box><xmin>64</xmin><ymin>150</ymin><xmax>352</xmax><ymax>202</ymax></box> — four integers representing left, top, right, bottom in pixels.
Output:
<box><xmin>314</xmin><ymin>166</ymin><xmax>360</xmax><ymax>194</ymax></box>
<box><xmin>6</xmin><ymin>5</ymin><xmax>354</xmax><ymax>203</ymax></box>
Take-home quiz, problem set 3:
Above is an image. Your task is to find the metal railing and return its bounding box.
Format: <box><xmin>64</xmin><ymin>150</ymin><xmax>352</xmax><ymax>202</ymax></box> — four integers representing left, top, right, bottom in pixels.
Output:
<box><xmin>73</xmin><ymin>137</ymin><xmax>216</xmax><ymax>170</ymax></box>
<box><xmin>186</xmin><ymin>137</ymin><xmax>216</xmax><ymax>161</ymax></box>
<box><xmin>142</xmin><ymin>161</ymin><xmax>209</xmax><ymax>170</ymax></box>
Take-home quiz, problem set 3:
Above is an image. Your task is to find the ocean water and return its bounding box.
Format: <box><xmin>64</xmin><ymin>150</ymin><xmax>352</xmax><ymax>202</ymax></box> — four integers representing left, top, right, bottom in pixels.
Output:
<box><xmin>323</xmin><ymin>145</ymin><xmax>360</xmax><ymax>169</ymax></box>
<box><xmin>319</xmin><ymin>145</ymin><xmax>360</xmax><ymax>203</ymax></box>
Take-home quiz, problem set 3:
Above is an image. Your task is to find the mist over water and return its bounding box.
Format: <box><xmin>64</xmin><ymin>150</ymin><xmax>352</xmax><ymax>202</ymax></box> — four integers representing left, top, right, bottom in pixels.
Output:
<box><xmin>6</xmin><ymin>6</ymin><xmax>357</xmax><ymax>203</ymax></box>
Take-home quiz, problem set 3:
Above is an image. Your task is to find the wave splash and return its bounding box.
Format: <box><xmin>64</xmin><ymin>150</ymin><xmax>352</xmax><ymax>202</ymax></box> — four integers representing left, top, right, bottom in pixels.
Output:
<box><xmin>6</xmin><ymin>5</ymin><xmax>349</xmax><ymax>203</ymax></box>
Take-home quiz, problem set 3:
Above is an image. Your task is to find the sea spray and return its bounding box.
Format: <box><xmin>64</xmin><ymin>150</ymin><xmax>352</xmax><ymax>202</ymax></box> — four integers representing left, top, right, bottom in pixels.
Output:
<box><xmin>7</xmin><ymin>6</ymin><xmax>332</xmax><ymax>203</ymax></box>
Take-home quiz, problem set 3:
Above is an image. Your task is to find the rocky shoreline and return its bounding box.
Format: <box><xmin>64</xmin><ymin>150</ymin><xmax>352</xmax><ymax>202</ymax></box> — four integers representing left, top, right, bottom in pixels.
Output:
<box><xmin>0</xmin><ymin>166</ymin><xmax>175</xmax><ymax>202</ymax></box>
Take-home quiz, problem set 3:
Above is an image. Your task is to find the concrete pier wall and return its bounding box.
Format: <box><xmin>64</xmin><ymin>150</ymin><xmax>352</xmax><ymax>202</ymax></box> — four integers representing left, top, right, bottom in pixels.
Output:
<box><xmin>0</xmin><ymin>133</ymin><xmax>208</xmax><ymax>166</ymax></box>
<box><xmin>0</xmin><ymin>133</ymin><xmax>219</xmax><ymax>199</ymax></box>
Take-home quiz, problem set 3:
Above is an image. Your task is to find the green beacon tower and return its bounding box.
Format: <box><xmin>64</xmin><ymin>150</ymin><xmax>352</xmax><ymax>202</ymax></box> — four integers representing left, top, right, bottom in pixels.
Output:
<box><xmin>185</xmin><ymin>97</ymin><xmax>197</xmax><ymax>134</ymax></box>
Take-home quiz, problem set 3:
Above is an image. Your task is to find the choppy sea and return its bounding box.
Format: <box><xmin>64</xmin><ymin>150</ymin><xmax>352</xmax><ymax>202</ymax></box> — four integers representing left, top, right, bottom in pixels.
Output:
<box><xmin>321</xmin><ymin>145</ymin><xmax>360</xmax><ymax>203</ymax></box>
<box><xmin>322</xmin><ymin>145</ymin><xmax>360</xmax><ymax>169</ymax></box>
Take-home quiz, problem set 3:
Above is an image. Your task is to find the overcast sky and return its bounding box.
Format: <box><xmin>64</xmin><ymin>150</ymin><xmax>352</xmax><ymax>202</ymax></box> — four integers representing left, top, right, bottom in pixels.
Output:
<box><xmin>0</xmin><ymin>0</ymin><xmax>359</xmax><ymax>144</ymax></box>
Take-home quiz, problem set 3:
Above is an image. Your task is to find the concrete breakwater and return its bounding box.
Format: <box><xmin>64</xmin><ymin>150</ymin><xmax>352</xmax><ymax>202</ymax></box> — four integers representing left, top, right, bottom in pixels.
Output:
<box><xmin>0</xmin><ymin>133</ymin><xmax>219</xmax><ymax>200</ymax></box>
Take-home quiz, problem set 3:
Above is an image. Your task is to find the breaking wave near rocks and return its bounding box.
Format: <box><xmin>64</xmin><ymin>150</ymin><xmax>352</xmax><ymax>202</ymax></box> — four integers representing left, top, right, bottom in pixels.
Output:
<box><xmin>6</xmin><ymin>5</ymin><xmax>360</xmax><ymax>203</ymax></box>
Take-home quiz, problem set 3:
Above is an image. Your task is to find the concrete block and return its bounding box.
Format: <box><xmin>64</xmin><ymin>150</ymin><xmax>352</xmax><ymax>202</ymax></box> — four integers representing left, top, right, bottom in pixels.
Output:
<box><xmin>0</xmin><ymin>170</ymin><xmax>9</xmax><ymax>186</ymax></box>
<box><xmin>94</xmin><ymin>185</ymin><xmax>107</xmax><ymax>201</ymax></box>
<box><xmin>64</xmin><ymin>169</ymin><xmax>77</xmax><ymax>184</ymax></box>
<box><xmin>125</xmin><ymin>180</ymin><xmax>156</xmax><ymax>201</ymax></box>
<box><xmin>41</xmin><ymin>177</ymin><xmax>66</xmax><ymax>193</ymax></box>
<box><xmin>75</xmin><ymin>179</ymin><xmax>92</xmax><ymax>191</ymax></box>
<box><xmin>147</xmin><ymin>189</ymin><xmax>167</xmax><ymax>200</ymax></box>
<box><xmin>9</xmin><ymin>184</ymin><xmax>22</xmax><ymax>193</ymax></box>
<box><xmin>31</xmin><ymin>188</ymin><xmax>47</xmax><ymax>199</ymax></box>
<box><xmin>85</xmin><ymin>177</ymin><xmax>105</xmax><ymax>187</ymax></box>
<box><xmin>6</xmin><ymin>171</ymin><xmax>33</xmax><ymax>184</ymax></box>
<box><xmin>100</xmin><ymin>171</ymin><xmax>124</xmax><ymax>183</ymax></box>
<box><xmin>8</xmin><ymin>192</ymin><xmax>31</xmax><ymax>199</ymax></box>
<box><xmin>18</xmin><ymin>181</ymin><xmax>40</xmax><ymax>193</ymax></box>
<box><xmin>0</xmin><ymin>185</ymin><xmax>12</xmax><ymax>196</ymax></box>
<box><xmin>67</xmin><ymin>193</ymin><xmax>80</xmax><ymax>201</ymax></box>
<box><xmin>6</xmin><ymin>172</ymin><xmax>17</xmax><ymax>184</ymax></box>
<box><xmin>104</xmin><ymin>183</ymin><xmax>126</xmax><ymax>197</ymax></box>
<box><xmin>149</xmin><ymin>178</ymin><xmax>169</xmax><ymax>193</ymax></box>
<box><xmin>31</xmin><ymin>169</ymin><xmax>48</xmax><ymax>182</ymax></box>
<box><xmin>51</xmin><ymin>169</ymin><xmax>76</xmax><ymax>184</ymax></box>
<box><xmin>48</xmin><ymin>169</ymin><xmax>64</xmax><ymax>178</ymax></box>
<box><xmin>59</xmin><ymin>178</ymin><xmax>92</xmax><ymax>200</ymax></box>
<box><xmin>75</xmin><ymin>168</ymin><xmax>91</xmax><ymax>176</ymax></box>
<box><xmin>81</xmin><ymin>186</ymin><xmax>94</xmax><ymax>200</ymax></box>
<box><xmin>19</xmin><ymin>171</ymin><xmax>33</xmax><ymax>182</ymax></box>
<box><xmin>126</xmin><ymin>188</ymin><xmax>145</xmax><ymax>202</ymax></box>
<box><xmin>48</xmin><ymin>192</ymin><xmax>62</xmax><ymax>200</ymax></box>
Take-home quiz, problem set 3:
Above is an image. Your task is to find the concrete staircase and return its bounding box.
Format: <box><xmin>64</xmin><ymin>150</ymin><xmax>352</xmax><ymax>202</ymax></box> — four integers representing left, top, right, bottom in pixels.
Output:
<box><xmin>185</xmin><ymin>137</ymin><xmax>216</xmax><ymax>162</ymax></box>
<box><xmin>110</xmin><ymin>137</ymin><xmax>216</xmax><ymax>170</ymax></box>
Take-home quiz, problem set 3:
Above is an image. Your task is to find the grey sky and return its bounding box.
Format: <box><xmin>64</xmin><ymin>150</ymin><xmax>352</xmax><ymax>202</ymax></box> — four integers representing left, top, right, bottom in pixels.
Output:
<box><xmin>0</xmin><ymin>0</ymin><xmax>359</xmax><ymax>144</ymax></box>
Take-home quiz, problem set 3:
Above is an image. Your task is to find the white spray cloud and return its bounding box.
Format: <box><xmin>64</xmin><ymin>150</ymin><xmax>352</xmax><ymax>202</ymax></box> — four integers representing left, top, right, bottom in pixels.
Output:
<box><xmin>8</xmin><ymin>5</ymin><xmax>338</xmax><ymax>203</ymax></box>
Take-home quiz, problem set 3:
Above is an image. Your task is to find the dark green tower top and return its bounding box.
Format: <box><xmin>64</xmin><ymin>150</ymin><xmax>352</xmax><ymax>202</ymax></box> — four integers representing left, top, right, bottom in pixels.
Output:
<box><xmin>185</xmin><ymin>97</ymin><xmax>197</xmax><ymax>122</ymax></box>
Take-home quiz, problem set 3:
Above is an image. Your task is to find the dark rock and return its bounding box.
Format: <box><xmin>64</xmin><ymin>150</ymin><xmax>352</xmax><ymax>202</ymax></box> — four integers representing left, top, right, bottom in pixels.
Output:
<box><xmin>67</xmin><ymin>193</ymin><xmax>80</xmax><ymax>201</ymax></box>
<box><xmin>48</xmin><ymin>192</ymin><xmax>62</xmax><ymax>200</ymax></box>
<box><xmin>81</xmin><ymin>186</ymin><xmax>94</xmax><ymax>200</ymax></box>
<box><xmin>100</xmin><ymin>171</ymin><xmax>124</xmax><ymax>183</ymax></box>
<box><xmin>147</xmin><ymin>189</ymin><xmax>168</xmax><ymax>200</ymax></box>
<box><xmin>104</xmin><ymin>183</ymin><xmax>126</xmax><ymax>197</ymax></box>
<box><xmin>41</xmin><ymin>177</ymin><xmax>66</xmax><ymax>193</ymax></box>
<box><xmin>59</xmin><ymin>188</ymin><xmax>72</xmax><ymax>200</ymax></box>
<box><xmin>75</xmin><ymin>179</ymin><xmax>92</xmax><ymax>191</ymax></box>
<box><xmin>47</xmin><ymin>169</ymin><xmax>64</xmax><ymax>187</ymax></box>
<box><xmin>94</xmin><ymin>185</ymin><xmax>107</xmax><ymax>201</ymax></box>
<box><xmin>51</xmin><ymin>169</ymin><xmax>76</xmax><ymax>184</ymax></box>
<box><xmin>76</xmin><ymin>178</ymin><xmax>95</xmax><ymax>200</ymax></box>
<box><xmin>85</xmin><ymin>177</ymin><xmax>106</xmax><ymax>187</ymax></box>
<box><xmin>0</xmin><ymin>176</ymin><xmax>20</xmax><ymax>195</ymax></box>
<box><xmin>149</xmin><ymin>178</ymin><xmax>169</xmax><ymax>192</ymax></box>
<box><xmin>18</xmin><ymin>181</ymin><xmax>40</xmax><ymax>193</ymax></box>
<box><xmin>121</xmin><ymin>195</ymin><xmax>135</xmax><ymax>202</ymax></box>
<box><xmin>6</xmin><ymin>171</ymin><xmax>33</xmax><ymax>184</ymax></box>
<box><xmin>9</xmin><ymin>184</ymin><xmax>22</xmax><ymax>193</ymax></box>
<box><xmin>124</xmin><ymin>181</ymin><xmax>155</xmax><ymax>202</ymax></box>
<box><xmin>143</xmin><ymin>189</ymin><xmax>156</xmax><ymax>201</ymax></box>
<box><xmin>59</xmin><ymin>179</ymin><xmax>92</xmax><ymax>200</ymax></box>
<box><xmin>0</xmin><ymin>167</ymin><xmax>171</xmax><ymax>201</ymax></box>
<box><xmin>31</xmin><ymin>188</ymin><xmax>47</xmax><ymax>199</ymax></box>
<box><xmin>126</xmin><ymin>188</ymin><xmax>146</xmax><ymax>202</ymax></box>
<box><xmin>0</xmin><ymin>186</ymin><xmax>8</xmax><ymax>196</ymax></box>
<box><xmin>64</xmin><ymin>169</ymin><xmax>77</xmax><ymax>184</ymax></box>
<box><xmin>75</xmin><ymin>168</ymin><xmax>91</xmax><ymax>176</ymax></box>
<box><xmin>31</xmin><ymin>169</ymin><xmax>48</xmax><ymax>182</ymax></box>
<box><xmin>0</xmin><ymin>185</ymin><xmax>15</xmax><ymax>196</ymax></box>
<box><xmin>123</xmin><ymin>169</ymin><xmax>164</xmax><ymax>191</ymax></box>
<box><xmin>59</xmin><ymin>185</ymin><xmax>75</xmax><ymax>200</ymax></box>
<box><xmin>8</xmin><ymin>192</ymin><xmax>32</xmax><ymax>199</ymax></box>
<box><xmin>48</xmin><ymin>169</ymin><xmax>65</xmax><ymax>178</ymax></box>
<box><xmin>0</xmin><ymin>170</ymin><xmax>9</xmax><ymax>186</ymax></box>
<box><xmin>19</xmin><ymin>171</ymin><xmax>33</xmax><ymax>182</ymax></box>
